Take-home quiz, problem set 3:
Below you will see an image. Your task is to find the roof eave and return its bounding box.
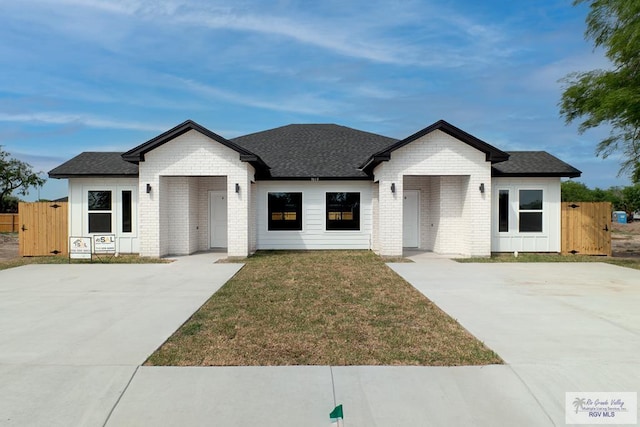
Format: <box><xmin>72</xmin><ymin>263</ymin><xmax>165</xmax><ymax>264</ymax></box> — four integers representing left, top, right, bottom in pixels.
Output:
<box><xmin>121</xmin><ymin>120</ymin><xmax>271</xmax><ymax>175</ymax></box>
<box><xmin>48</xmin><ymin>173</ymin><xmax>139</xmax><ymax>179</ymax></box>
<box><xmin>491</xmin><ymin>171</ymin><xmax>582</xmax><ymax>178</ymax></box>
<box><xmin>258</xmin><ymin>175</ymin><xmax>372</xmax><ymax>181</ymax></box>
<box><xmin>358</xmin><ymin>154</ymin><xmax>391</xmax><ymax>174</ymax></box>
<box><xmin>365</xmin><ymin>120</ymin><xmax>510</xmax><ymax>168</ymax></box>
<box><xmin>122</xmin><ymin>119</ymin><xmax>261</xmax><ymax>161</ymax></box>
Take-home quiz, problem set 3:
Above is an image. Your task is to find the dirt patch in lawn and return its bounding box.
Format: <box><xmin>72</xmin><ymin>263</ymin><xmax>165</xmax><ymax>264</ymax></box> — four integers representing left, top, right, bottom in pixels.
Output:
<box><xmin>146</xmin><ymin>250</ymin><xmax>502</xmax><ymax>367</ymax></box>
<box><xmin>0</xmin><ymin>233</ymin><xmax>19</xmax><ymax>262</ymax></box>
<box><xmin>612</xmin><ymin>220</ymin><xmax>640</xmax><ymax>258</ymax></box>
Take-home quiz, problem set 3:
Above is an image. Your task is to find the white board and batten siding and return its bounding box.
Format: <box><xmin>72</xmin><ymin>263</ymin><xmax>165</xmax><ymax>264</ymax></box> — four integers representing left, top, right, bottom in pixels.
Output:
<box><xmin>67</xmin><ymin>177</ymin><xmax>140</xmax><ymax>253</ymax></box>
<box><xmin>255</xmin><ymin>181</ymin><xmax>373</xmax><ymax>250</ymax></box>
<box><xmin>491</xmin><ymin>177</ymin><xmax>561</xmax><ymax>253</ymax></box>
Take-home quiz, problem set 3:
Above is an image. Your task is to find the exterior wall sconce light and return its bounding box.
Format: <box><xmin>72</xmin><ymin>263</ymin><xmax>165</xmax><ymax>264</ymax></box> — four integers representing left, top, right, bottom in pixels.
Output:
<box><xmin>146</xmin><ymin>183</ymin><xmax>152</xmax><ymax>193</ymax></box>
<box><xmin>235</xmin><ymin>183</ymin><xmax>240</xmax><ymax>193</ymax></box>
<box><xmin>479</xmin><ymin>183</ymin><xmax>485</xmax><ymax>193</ymax></box>
<box><xmin>391</xmin><ymin>183</ymin><xmax>396</xmax><ymax>193</ymax></box>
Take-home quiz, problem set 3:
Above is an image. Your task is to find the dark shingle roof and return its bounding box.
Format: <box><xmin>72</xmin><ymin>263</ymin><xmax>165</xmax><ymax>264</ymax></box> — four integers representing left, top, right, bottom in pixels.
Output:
<box><xmin>232</xmin><ymin>124</ymin><xmax>398</xmax><ymax>179</ymax></box>
<box><xmin>48</xmin><ymin>122</ymin><xmax>581</xmax><ymax>180</ymax></box>
<box><xmin>49</xmin><ymin>152</ymin><xmax>138</xmax><ymax>178</ymax></box>
<box><xmin>492</xmin><ymin>151</ymin><xmax>581</xmax><ymax>177</ymax></box>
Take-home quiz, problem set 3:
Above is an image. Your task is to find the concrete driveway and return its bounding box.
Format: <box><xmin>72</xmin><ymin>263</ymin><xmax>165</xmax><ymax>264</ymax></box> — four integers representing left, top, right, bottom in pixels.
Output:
<box><xmin>106</xmin><ymin>259</ymin><xmax>640</xmax><ymax>426</ymax></box>
<box><xmin>2</xmin><ymin>255</ymin><xmax>638</xmax><ymax>426</ymax></box>
<box><xmin>0</xmin><ymin>254</ymin><xmax>242</xmax><ymax>426</ymax></box>
<box><xmin>390</xmin><ymin>257</ymin><xmax>640</xmax><ymax>425</ymax></box>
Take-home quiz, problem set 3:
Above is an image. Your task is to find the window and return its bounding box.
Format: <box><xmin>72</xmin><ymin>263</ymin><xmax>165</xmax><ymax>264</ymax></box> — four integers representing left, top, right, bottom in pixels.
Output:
<box><xmin>268</xmin><ymin>192</ymin><xmax>302</xmax><ymax>230</ymax></box>
<box><xmin>498</xmin><ymin>190</ymin><xmax>509</xmax><ymax>232</ymax></box>
<box><xmin>326</xmin><ymin>192</ymin><xmax>360</xmax><ymax>230</ymax></box>
<box><xmin>122</xmin><ymin>190</ymin><xmax>132</xmax><ymax>233</ymax></box>
<box><xmin>88</xmin><ymin>190</ymin><xmax>112</xmax><ymax>233</ymax></box>
<box><xmin>519</xmin><ymin>190</ymin><xmax>543</xmax><ymax>232</ymax></box>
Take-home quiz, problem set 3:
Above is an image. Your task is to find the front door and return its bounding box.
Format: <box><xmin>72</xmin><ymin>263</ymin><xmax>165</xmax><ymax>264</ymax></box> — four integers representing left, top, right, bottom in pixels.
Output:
<box><xmin>403</xmin><ymin>190</ymin><xmax>419</xmax><ymax>248</ymax></box>
<box><xmin>209</xmin><ymin>191</ymin><xmax>227</xmax><ymax>248</ymax></box>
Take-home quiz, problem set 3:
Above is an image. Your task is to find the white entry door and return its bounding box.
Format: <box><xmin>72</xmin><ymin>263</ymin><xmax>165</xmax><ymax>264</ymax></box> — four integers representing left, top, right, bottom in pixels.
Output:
<box><xmin>209</xmin><ymin>191</ymin><xmax>227</xmax><ymax>248</ymax></box>
<box><xmin>403</xmin><ymin>190</ymin><xmax>419</xmax><ymax>248</ymax></box>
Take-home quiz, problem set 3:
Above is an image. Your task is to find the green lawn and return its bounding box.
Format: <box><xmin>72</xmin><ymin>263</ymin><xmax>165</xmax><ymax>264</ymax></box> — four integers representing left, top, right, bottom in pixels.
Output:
<box><xmin>146</xmin><ymin>250</ymin><xmax>502</xmax><ymax>366</ymax></box>
<box><xmin>0</xmin><ymin>254</ymin><xmax>169</xmax><ymax>271</ymax></box>
<box><xmin>456</xmin><ymin>253</ymin><xmax>640</xmax><ymax>270</ymax></box>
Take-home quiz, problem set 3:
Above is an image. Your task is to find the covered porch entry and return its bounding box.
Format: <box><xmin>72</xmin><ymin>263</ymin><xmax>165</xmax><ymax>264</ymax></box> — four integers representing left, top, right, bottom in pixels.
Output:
<box><xmin>159</xmin><ymin>176</ymin><xmax>229</xmax><ymax>255</ymax></box>
<box><xmin>402</xmin><ymin>175</ymin><xmax>472</xmax><ymax>255</ymax></box>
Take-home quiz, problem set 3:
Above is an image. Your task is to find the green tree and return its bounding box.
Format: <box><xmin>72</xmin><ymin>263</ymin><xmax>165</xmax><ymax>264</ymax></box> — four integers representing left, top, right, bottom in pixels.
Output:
<box><xmin>0</xmin><ymin>195</ymin><xmax>20</xmax><ymax>213</ymax></box>
<box><xmin>632</xmin><ymin>164</ymin><xmax>640</xmax><ymax>184</ymax></box>
<box><xmin>0</xmin><ymin>146</ymin><xmax>46</xmax><ymax>212</ymax></box>
<box><xmin>591</xmin><ymin>187</ymin><xmax>612</xmax><ymax>203</ymax></box>
<box><xmin>621</xmin><ymin>184</ymin><xmax>640</xmax><ymax>213</ymax></box>
<box><xmin>559</xmin><ymin>0</ymin><xmax>640</xmax><ymax>177</ymax></box>
<box><xmin>561</xmin><ymin>180</ymin><xmax>595</xmax><ymax>201</ymax></box>
<box><xmin>599</xmin><ymin>185</ymin><xmax>640</xmax><ymax>214</ymax></box>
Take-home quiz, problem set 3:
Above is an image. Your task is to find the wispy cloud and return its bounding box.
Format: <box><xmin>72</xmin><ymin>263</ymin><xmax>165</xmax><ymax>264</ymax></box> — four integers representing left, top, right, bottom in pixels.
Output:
<box><xmin>527</xmin><ymin>50</ymin><xmax>612</xmax><ymax>93</ymax></box>
<box><xmin>169</xmin><ymin>76</ymin><xmax>343</xmax><ymax>115</ymax></box>
<box><xmin>0</xmin><ymin>112</ymin><xmax>167</xmax><ymax>132</ymax></box>
<box><xmin>17</xmin><ymin>0</ymin><xmax>518</xmax><ymax>68</ymax></box>
<box><xmin>1</xmin><ymin>0</ymin><xmax>629</xmax><ymax>192</ymax></box>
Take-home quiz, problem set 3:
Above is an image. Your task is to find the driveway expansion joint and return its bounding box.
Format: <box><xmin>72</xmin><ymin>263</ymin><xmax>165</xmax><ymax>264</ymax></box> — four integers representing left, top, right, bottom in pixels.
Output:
<box><xmin>102</xmin><ymin>365</ymin><xmax>140</xmax><ymax>427</ymax></box>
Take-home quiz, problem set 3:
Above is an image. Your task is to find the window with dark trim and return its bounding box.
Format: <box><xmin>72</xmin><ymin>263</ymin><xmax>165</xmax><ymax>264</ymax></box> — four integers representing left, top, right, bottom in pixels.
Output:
<box><xmin>268</xmin><ymin>192</ymin><xmax>302</xmax><ymax>230</ymax></box>
<box><xmin>88</xmin><ymin>190</ymin><xmax>112</xmax><ymax>233</ymax></box>
<box><xmin>326</xmin><ymin>192</ymin><xmax>360</xmax><ymax>230</ymax></box>
<box><xmin>122</xmin><ymin>190</ymin><xmax>132</xmax><ymax>233</ymax></box>
<box><xmin>519</xmin><ymin>189</ymin><xmax>543</xmax><ymax>232</ymax></box>
<box><xmin>498</xmin><ymin>190</ymin><xmax>509</xmax><ymax>232</ymax></box>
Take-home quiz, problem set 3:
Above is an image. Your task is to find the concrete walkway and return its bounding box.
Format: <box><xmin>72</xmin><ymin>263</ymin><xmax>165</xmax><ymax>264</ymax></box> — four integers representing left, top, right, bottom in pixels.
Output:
<box><xmin>2</xmin><ymin>255</ymin><xmax>639</xmax><ymax>426</ymax></box>
<box><xmin>0</xmin><ymin>254</ymin><xmax>242</xmax><ymax>427</ymax></box>
<box><xmin>390</xmin><ymin>257</ymin><xmax>640</xmax><ymax>425</ymax></box>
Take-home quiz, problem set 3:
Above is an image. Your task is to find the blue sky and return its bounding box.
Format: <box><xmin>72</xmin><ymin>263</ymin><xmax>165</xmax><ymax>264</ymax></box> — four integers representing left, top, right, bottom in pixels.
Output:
<box><xmin>0</xmin><ymin>0</ymin><xmax>625</xmax><ymax>200</ymax></box>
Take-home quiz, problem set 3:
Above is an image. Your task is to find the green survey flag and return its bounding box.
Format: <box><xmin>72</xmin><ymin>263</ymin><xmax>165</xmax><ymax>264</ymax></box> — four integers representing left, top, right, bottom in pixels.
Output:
<box><xmin>330</xmin><ymin>404</ymin><xmax>343</xmax><ymax>420</ymax></box>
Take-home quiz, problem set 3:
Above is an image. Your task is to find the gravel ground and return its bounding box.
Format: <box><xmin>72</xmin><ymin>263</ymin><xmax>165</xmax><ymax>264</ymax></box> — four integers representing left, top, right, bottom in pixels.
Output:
<box><xmin>0</xmin><ymin>233</ymin><xmax>19</xmax><ymax>261</ymax></box>
<box><xmin>611</xmin><ymin>220</ymin><xmax>640</xmax><ymax>258</ymax></box>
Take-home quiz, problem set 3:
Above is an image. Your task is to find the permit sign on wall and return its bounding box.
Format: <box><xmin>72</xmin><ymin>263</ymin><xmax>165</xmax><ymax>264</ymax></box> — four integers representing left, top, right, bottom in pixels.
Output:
<box><xmin>69</xmin><ymin>237</ymin><xmax>92</xmax><ymax>259</ymax></box>
<box><xmin>93</xmin><ymin>234</ymin><xmax>116</xmax><ymax>254</ymax></box>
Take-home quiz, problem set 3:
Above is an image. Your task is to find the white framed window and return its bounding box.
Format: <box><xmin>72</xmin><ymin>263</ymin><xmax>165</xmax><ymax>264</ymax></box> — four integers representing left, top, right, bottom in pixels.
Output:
<box><xmin>268</xmin><ymin>192</ymin><xmax>302</xmax><ymax>231</ymax></box>
<box><xmin>121</xmin><ymin>190</ymin><xmax>132</xmax><ymax>233</ymax></box>
<box><xmin>85</xmin><ymin>187</ymin><xmax>137</xmax><ymax>235</ymax></box>
<box><xmin>498</xmin><ymin>189</ymin><xmax>509</xmax><ymax>233</ymax></box>
<box><xmin>518</xmin><ymin>189</ymin><xmax>543</xmax><ymax>232</ymax></box>
<box><xmin>326</xmin><ymin>192</ymin><xmax>360</xmax><ymax>231</ymax></box>
<box><xmin>87</xmin><ymin>190</ymin><xmax>112</xmax><ymax>233</ymax></box>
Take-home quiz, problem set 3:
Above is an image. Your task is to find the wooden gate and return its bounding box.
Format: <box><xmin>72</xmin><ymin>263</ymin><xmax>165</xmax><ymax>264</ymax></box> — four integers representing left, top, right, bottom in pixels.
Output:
<box><xmin>561</xmin><ymin>202</ymin><xmax>611</xmax><ymax>256</ymax></box>
<box><xmin>19</xmin><ymin>202</ymin><xmax>68</xmax><ymax>256</ymax></box>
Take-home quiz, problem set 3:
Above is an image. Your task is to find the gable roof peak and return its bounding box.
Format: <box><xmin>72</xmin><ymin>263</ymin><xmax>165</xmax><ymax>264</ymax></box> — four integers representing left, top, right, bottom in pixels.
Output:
<box><xmin>120</xmin><ymin>119</ymin><xmax>269</xmax><ymax>174</ymax></box>
<box><xmin>359</xmin><ymin>119</ymin><xmax>510</xmax><ymax>173</ymax></box>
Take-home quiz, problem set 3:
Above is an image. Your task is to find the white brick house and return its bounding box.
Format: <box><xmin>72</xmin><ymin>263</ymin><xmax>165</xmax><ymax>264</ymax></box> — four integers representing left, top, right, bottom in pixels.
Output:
<box><xmin>49</xmin><ymin>119</ymin><xmax>581</xmax><ymax>258</ymax></box>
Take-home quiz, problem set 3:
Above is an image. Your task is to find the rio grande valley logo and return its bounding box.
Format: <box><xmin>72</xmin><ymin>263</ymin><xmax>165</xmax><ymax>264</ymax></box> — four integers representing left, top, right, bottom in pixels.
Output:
<box><xmin>566</xmin><ymin>392</ymin><xmax>637</xmax><ymax>425</ymax></box>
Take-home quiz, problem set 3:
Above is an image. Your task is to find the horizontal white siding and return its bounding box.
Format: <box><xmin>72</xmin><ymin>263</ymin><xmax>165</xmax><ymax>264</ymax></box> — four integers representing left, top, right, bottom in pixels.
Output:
<box><xmin>256</xmin><ymin>181</ymin><xmax>373</xmax><ymax>250</ymax></box>
<box><xmin>68</xmin><ymin>177</ymin><xmax>139</xmax><ymax>254</ymax></box>
<box><xmin>491</xmin><ymin>177</ymin><xmax>561</xmax><ymax>252</ymax></box>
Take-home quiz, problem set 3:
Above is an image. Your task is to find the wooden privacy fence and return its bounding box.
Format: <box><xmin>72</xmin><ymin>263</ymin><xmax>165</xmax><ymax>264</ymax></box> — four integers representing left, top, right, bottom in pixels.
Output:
<box><xmin>19</xmin><ymin>202</ymin><xmax>68</xmax><ymax>256</ymax></box>
<box><xmin>561</xmin><ymin>202</ymin><xmax>611</xmax><ymax>256</ymax></box>
<box><xmin>0</xmin><ymin>213</ymin><xmax>19</xmax><ymax>232</ymax></box>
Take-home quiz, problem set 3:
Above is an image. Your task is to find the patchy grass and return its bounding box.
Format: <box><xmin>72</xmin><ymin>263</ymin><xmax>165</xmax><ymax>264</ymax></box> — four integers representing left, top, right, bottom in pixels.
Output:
<box><xmin>0</xmin><ymin>254</ymin><xmax>169</xmax><ymax>271</ymax></box>
<box><xmin>146</xmin><ymin>250</ymin><xmax>501</xmax><ymax>367</ymax></box>
<box><xmin>457</xmin><ymin>253</ymin><xmax>640</xmax><ymax>270</ymax></box>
